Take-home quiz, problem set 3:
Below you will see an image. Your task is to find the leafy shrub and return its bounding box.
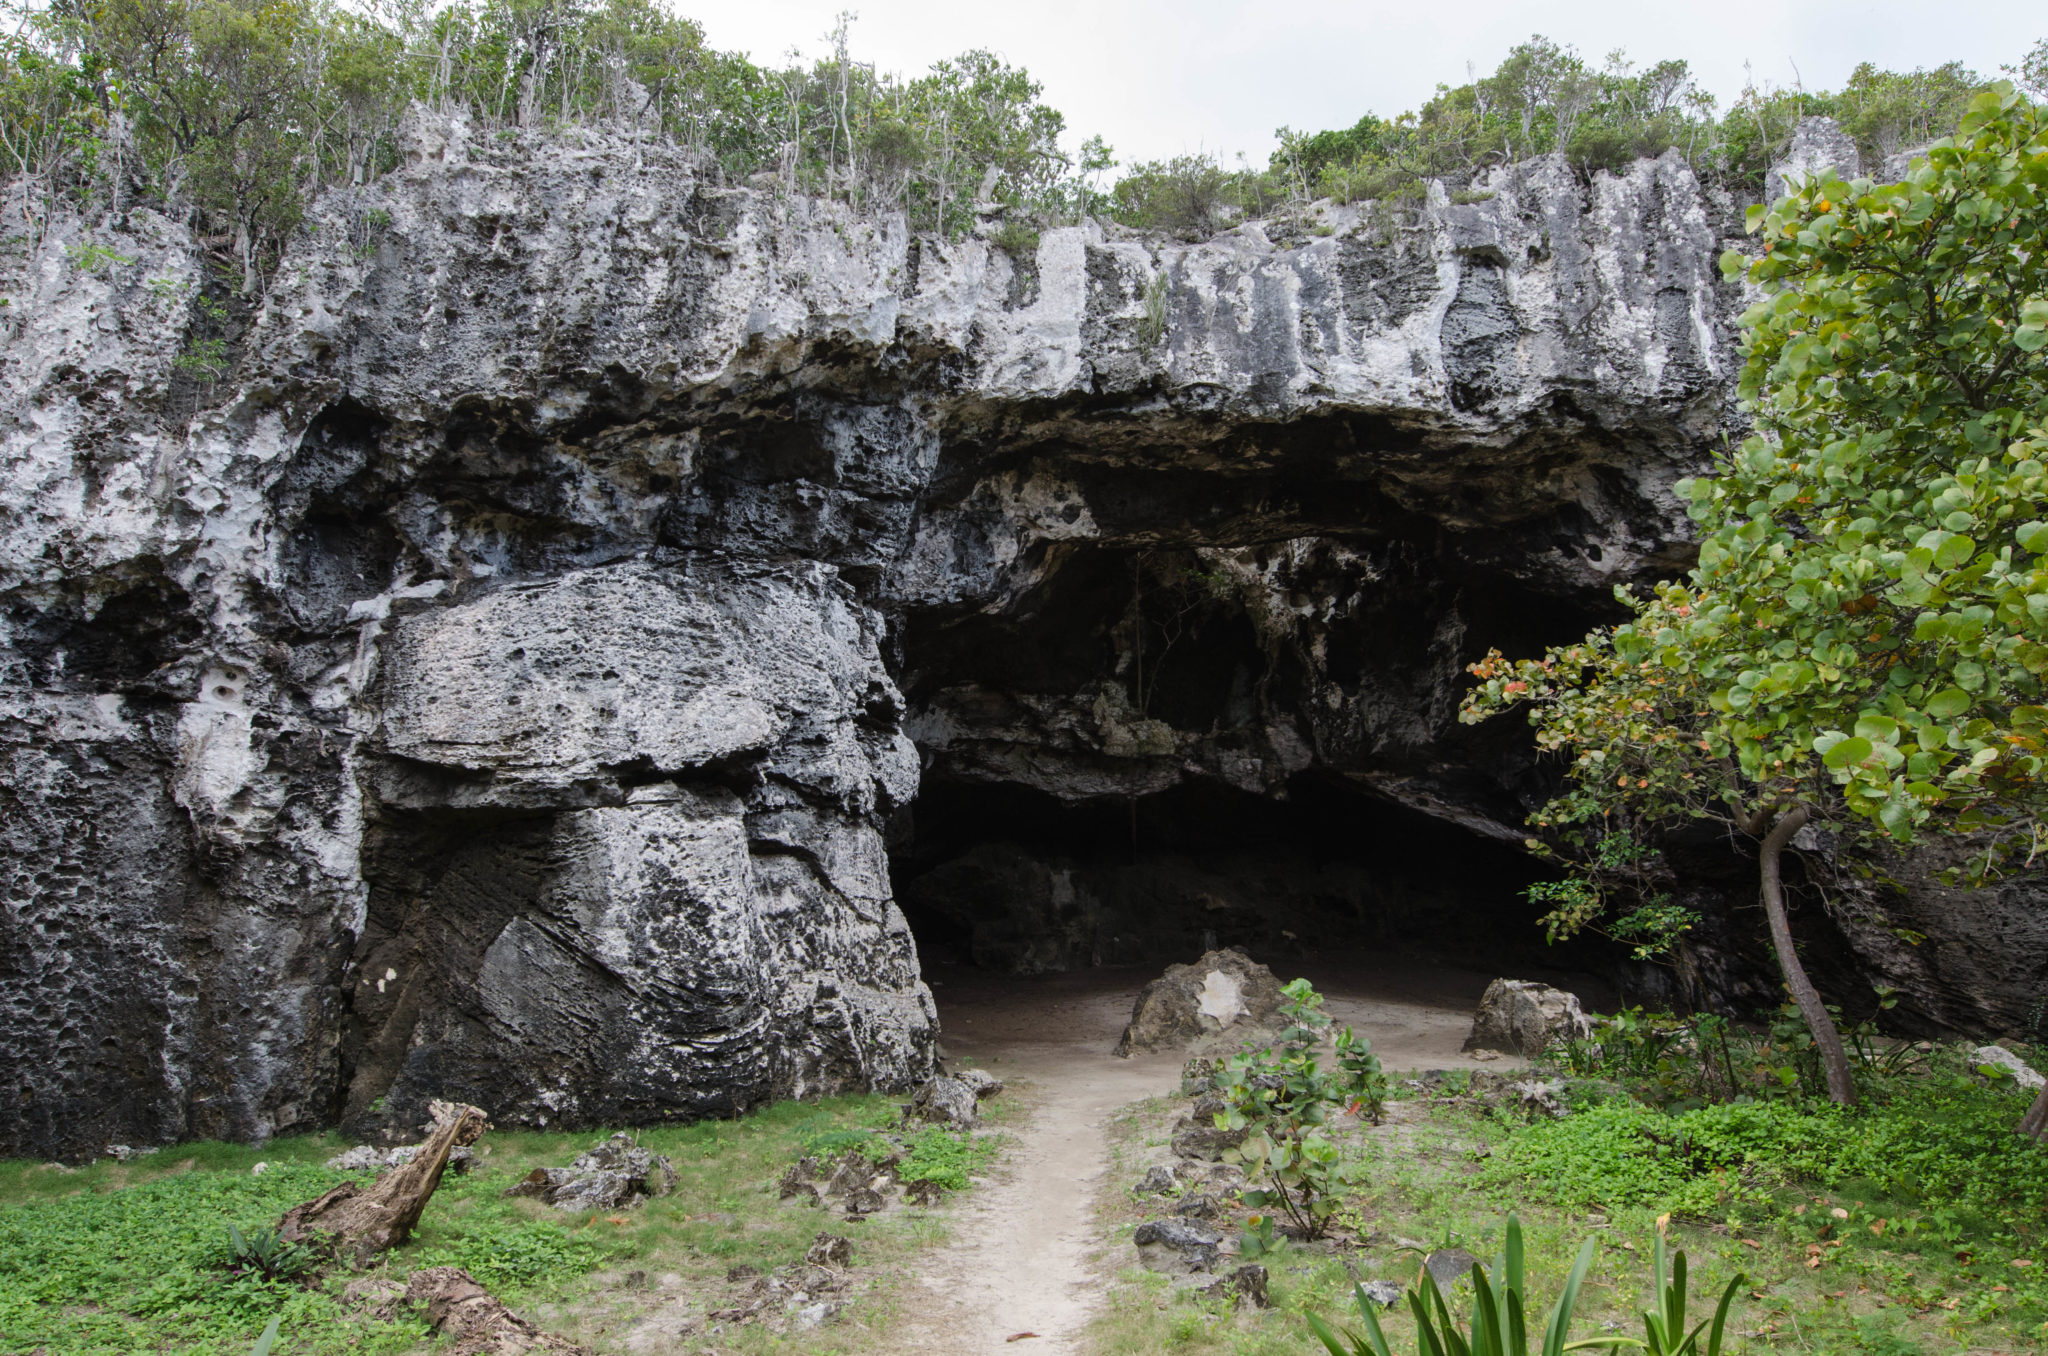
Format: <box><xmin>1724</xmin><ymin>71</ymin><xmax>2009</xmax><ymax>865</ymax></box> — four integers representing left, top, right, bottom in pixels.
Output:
<box><xmin>223</xmin><ymin>1224</ymin><xmax>316</xmax><ymax>1282</ymax></box>
<box><xmin>1215</xmin><ymin>978</ymin><xmax>1388</xmax><ymax>1240</ymax></box>
<box><xmin>895</xmin><ymin>1126</ymin><xmax>998</xmax><ymax>1192</ymax></box>
<box><xmin>1556</xmin><ymin>996</ymin><xmax>1929</xmax><ymax>1107</ymax></box>
<box><xmin>423</xmin><ymin>1220</ymin><xmax>603</xmax><ymax>1291</ymax></box>
<box><xmin>1110</xmin><ymin>153</ymin><xmax>1246</xmax><ymax>239</ymax></box>
<box><xmin>1480</xmin><ymin>1077</ymin><xmax>2048</xmax><ymax>1247</ymax></box>
<box><xmin>1309</xmin><ymin>1215</ymin><xmax>1742</xmax><ymax>1356</ymax></box>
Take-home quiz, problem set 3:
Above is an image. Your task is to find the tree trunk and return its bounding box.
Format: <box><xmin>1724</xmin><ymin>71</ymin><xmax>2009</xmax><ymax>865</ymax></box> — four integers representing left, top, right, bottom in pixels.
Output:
<box><xmin>2022</xmin><ymin>1081</ymin><xmax>2048</xmax><ymax>1142</ymax></box>
<box><xmin>1758</xmin><ymin>806</ymin><xmax>1857</xmax><ymax>1105</ymax></box>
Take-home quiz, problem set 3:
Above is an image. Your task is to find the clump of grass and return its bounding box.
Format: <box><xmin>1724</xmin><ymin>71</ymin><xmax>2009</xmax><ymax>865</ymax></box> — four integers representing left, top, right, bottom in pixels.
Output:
<box><xmin>0</xmin><ymin>1091</ymin><xmax>991</xmax><ymax>1354</ymax></box>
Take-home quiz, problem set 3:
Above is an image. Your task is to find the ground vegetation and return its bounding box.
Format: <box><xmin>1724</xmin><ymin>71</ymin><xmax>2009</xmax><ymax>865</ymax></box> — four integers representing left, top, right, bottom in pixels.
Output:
<box><xmin>0</xmin><ymin>1090</ymin><xmax>1009</xmax><ymax>1353</ymax></box>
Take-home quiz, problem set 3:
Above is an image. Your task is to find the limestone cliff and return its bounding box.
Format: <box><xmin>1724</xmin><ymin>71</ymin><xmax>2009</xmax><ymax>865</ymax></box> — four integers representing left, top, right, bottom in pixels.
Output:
<box><xmin>2</xmin><ymin>111</ymin><xmax>2037</xmax><ymax>1160</ymax></box>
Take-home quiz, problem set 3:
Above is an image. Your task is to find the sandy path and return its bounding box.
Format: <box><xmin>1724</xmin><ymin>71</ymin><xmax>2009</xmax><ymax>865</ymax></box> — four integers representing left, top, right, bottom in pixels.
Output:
<box><xmin>888</xmin><ymin>953</ymin><xmax>1575</xmax><ymax>1355</ymax></box>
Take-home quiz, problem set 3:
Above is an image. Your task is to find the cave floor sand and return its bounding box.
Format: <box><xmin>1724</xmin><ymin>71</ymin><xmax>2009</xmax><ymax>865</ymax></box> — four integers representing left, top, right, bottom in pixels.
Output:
<box><xmin>888</xmin><ymin>954</ymin><xmax>1543</xmax><ymax>1355</ymax></box>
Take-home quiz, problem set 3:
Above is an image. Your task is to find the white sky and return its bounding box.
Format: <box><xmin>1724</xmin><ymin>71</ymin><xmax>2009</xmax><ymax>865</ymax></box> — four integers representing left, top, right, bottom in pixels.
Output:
<box><xmin>694</xmin><ymin>0</ymin><xmax>2045</xmax><ymax>169</ymax></box>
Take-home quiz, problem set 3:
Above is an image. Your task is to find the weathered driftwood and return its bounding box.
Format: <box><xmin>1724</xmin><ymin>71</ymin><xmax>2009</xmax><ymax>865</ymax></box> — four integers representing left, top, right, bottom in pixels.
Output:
<box><xmin>404</xmin><ymin>1266</ymin><xmax>591</xmax><ymax>1355</ymax></box>
<box><xmin>278</xmin><ymin>1103</ymin><xmax>488</xmax><ymax>1263</ymax></box>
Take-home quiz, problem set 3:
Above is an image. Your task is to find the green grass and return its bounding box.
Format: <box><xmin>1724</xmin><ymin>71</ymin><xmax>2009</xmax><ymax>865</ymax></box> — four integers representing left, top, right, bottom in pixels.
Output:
<box><xmin>1090</xmin><ymin>1063</ymin><xmax>2048</xmax><ymax>1356</ymax></box>
<box><xmin>0</xmin><ymin>1092</ymin><xmax>1009</xmax><ymax>1355</ymax></box>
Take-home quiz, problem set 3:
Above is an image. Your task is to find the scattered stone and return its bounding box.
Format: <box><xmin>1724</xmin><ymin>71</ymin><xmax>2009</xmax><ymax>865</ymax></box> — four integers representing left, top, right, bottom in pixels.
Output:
<box><xmin>279</xmin><ymin>1103</ymin><xmax>489</xmax><ymax>1264</ymax></box>
<box><xmin>1356</xmin><ymin>1280</ymin><xmax>1405</xmax><ymax>1308</ymax></box>
<box><xmin>1135</xmin><ymin>1164</ymin><xmax>1179</xmax><ymax>1195</ymax></box>
<box><xmin>1201</xmin><ymin>1263</ymin><xmax>1271</xmax><ymax>1308</ymax></box>
<box><xmin>1181</xmin><ymin>1056</ymin><xmax>1223</xmax><ymax>1096</ymax></box>
<box><xmin>1116</xmin><ymin>948</ymin><xmax>1282</xmax><ymax>1056</ymax></box>
<box><xmin>622</xmin><ymin>1299</ymin><xmax>699</xmax><ymax>1354</ymax></box>
<box><xmin>1468</xmin><ymin>1048</ymin><xmax>1501</xmax><ymax>1062</ymax></box>
<box><xmin>778</xmin><ymin>1159</ymin><xmax>825</xmax><ymax>1201</ymax></box>
<box><xmin>1171</xmin><ymin>1123</ymin><xmax>1247</xmax><ymax>1162</ymax></box>
<box><xmin>1508</xmin><ymin>1078</ymin><xmax>1571</xmax><ymax>1119</ymax></box>
<box><xmin>104</xmin><ymin>1144</ymin><xmax>140</xmax><ymax>1161</ymax></box>
<box><xmin>1174</xmin><ymin>1193</ymin><xmax>1222</xmax><ymax>1220</ymax></box>
<box><xmin>1463</xmin><ymin>980</ymin><xmax>1593</xmax><ymax>1057</ymax></box>
<box><xmin>804</xmin><ymin>1233</ymin><xmax>853</xmax><ymax>1268</ymax></box>
<box><xmin>330</xmin><ymin>1143</ymin><xmax>478</xmax><ymax>1175</ymax></box>
<box><xmin>330</xmin><ymin>1143</ymin><xmax>478</xmax><ymax>1174</ymax></box>
<box><xmin>251</xmin><ymin>1161</ymin><xmax>270</xmax><ymax>1175</ymax></box>
<box><xmin>1198</xmin><ymin>1162</ymin><xmax>1247</xmax><ymax>1194</ymax></box>
<box><xmin>793</xmin><ymin>1301</ymin><xmax>839</xmax><ymax>1330</ymax></box>
<box><xmin>953</xmin><ymin>1067</ymin><xmax>1004</xmax><ymax>1100</ymax></box>
<box><xmin>1425</xmin><ymin>1248</ymin><xmax>1479</xmax><ymax>1288</ymax></box>
<box><xmin>823</xmin><ymin>1152</ymin><xmax>882</xmax><ymax>1197</ymax></box>
<box><xmin>711</xmin><ymin>1262</ymin><xmax>847</xmax><ymax>1325</ymax></box>
<box><xmin>904</xmin><ymin>1178</ymin><xmax>946</xmax><ymax>1207</ymax></box>
<box><xmin>726</xmin><ymin>1264</ymin><xmax>760</xmax><ymax>1282</ymax></box>
<box><xmin>338</xmin><ymin>1275</ymin><xmax>409</xmax><ymax>1319</ymax></box>
<box><xmin>905</xmin><ymin>1075</ymin><xmax>981</xmax><ymax>1130</ymax></box>
<box><xmin>502</xmin><ymin>1133</ymin><xmax>676</xmax><ymax>1211</ymax></box>
<box><xmin>404</xmin><ymin>1264</ymin><xmax>590</xmax><ymax>1355</ymax></box>
<box><xmin>1972</xmin><ymin>1045</ymin><xmax>2047</xmax><ymax>1090</ymax></box>
<box><xmin>843</xmin><ymin>1186</ymin><xmax>887</xmax><ymax>1217</ymax></box>
<box><xmin>1134</xmin><ymin>1218</ymin><xmax>1223</xmax><ymax>1274</ymax></box>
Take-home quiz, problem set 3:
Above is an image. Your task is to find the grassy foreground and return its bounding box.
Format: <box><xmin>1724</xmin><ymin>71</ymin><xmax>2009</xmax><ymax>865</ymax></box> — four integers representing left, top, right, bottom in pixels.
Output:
<box><xmin>0</xmin><ymin>1091</ymin><xmax>1008</xmax><ymax>1355</ymax></box>
<box><xmin>1093</xmin><ymin>1054</ymin><xmax>2048</xmax><ymax>1356</ymax></box>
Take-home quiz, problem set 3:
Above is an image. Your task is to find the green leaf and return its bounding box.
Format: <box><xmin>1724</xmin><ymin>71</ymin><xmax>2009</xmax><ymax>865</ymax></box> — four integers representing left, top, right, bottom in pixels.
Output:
<box><xmin>1823</xmin><ymin>736</ymin><xmax>1873</xmax><ymax>769</ymax></box>
<box><xmin>1854</xmin><ymin>714</ymin><xmax>1900</xmax><ymax>744</ymax></box>
<box><xmin>1925</xmin><ymin>688</ymin><xmax>1971</xmax><ymax>718</ymax></box>
<box><xmin>2019</xmin><ymin>521</ymin><xmax>2048</xmax><ymax>554</ymax></box>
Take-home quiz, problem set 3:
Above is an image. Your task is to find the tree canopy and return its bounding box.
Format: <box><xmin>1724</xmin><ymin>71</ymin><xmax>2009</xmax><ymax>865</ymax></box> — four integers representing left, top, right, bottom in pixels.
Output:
<box><xmin>0</xmin><ymin>0</ymin><xmax>1083</xmax><ymax>281</ymax></box>
<box><xmin>1461</xmin><ymin>85</ymin><xmax>2048</xmax><ymax>1118</ymax></box>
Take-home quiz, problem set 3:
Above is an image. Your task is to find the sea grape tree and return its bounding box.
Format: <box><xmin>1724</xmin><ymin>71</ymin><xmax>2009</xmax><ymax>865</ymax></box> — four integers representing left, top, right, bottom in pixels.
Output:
<box><xmin>1464</xmin><ymin>84</ymin><xmax>2048</xmax><ymax>1126</ymax></box>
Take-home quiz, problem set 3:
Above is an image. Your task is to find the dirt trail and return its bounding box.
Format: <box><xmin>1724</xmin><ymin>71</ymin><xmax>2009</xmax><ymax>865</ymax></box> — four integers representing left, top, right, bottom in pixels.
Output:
<box><xmin>889</xmin><ymin>955</ymin><xmax>1557</xmax><ymax>1355</ymax></box>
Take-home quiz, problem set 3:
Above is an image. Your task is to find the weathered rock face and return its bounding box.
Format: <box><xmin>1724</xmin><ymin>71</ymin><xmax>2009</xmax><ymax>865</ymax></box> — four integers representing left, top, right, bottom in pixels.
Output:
<box><xmin>2</xmin><ymin>112</ymin><xmax>2040</xmax><ymax>1158</ymax></box>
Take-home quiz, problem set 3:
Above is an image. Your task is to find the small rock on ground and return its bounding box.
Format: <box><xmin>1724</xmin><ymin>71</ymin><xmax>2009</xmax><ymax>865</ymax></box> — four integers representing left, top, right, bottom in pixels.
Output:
<box><xmin>503</xmin><ymin>1133</ymin><xmax>675</xmax><ymax>1211</ymax></box>
<box><xmin>1134</xmin><ymin>1218</ymin><xmax>1223</xmax><ymax>1274</ymax></box>
<box><xmin>1201</xmin><ymin>1264</ymin><xmax>1270</xmax><ymax>1308</ymax></box>
<box><xmin>905</xmin><ymin>1075</ymin><xmax>981</xmax><ymax>1130</ymax></box>
<box><xmin>1972</xmin><ymin>1045</ymin><xmax>2046</xmax><ymax>1089</ymax></box>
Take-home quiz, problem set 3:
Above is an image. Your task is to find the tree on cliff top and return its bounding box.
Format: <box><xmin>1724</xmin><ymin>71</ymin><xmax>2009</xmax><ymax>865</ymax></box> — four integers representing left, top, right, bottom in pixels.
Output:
<box><xmin>1464</xmin><ymin>84</ymin><xmax>2048</xmax><ymax>1129</ymax></box>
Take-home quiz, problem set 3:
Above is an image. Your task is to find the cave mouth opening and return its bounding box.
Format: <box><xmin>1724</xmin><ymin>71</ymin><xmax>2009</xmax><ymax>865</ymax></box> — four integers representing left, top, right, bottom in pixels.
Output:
<box><xmin>888</xmin><ymin>770</ymin><xmax>1626</xmax><ymax>998</ymax></box>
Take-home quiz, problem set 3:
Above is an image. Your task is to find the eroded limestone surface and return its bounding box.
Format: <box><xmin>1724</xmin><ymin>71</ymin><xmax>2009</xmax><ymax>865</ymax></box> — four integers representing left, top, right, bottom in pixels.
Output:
<box><xmin>3</xmin><ymin>113</ymin><xmax>2039</xmax><ymax>1159</ymax></box>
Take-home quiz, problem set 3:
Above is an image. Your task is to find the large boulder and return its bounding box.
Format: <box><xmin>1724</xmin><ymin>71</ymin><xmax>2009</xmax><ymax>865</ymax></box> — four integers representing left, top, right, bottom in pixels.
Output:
<box><xmin>1114</xmin><ymin>948</ymin><xmax>1282</xmax><ymax>1056</ymax></box>
<box><xmin>1462</xmin><ymin>980</ymin><xmax>1593</xmax><ymax>1057</ymax></box>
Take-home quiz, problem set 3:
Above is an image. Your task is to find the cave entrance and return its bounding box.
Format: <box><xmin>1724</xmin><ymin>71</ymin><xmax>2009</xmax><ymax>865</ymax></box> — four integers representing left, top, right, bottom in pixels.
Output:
<box><xmin>884</xmin><ymin>539</ymin><xmax>1630</xmax><ymax>1012</ymax></box>
<box><xmin>890</xmin><ymin>772</ymin><xmax>1615</xmax><ymax>987</ymax></box>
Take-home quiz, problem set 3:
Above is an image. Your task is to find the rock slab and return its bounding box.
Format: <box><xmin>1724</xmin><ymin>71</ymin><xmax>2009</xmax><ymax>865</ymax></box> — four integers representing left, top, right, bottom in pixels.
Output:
<box><xmin>1462</xmin><ymin>980</ymin><xmax>1594</xmax><ymax>1057</ymax></box>
<box><xmin>1115</xmin><ymin>948</ymin><xmax>1282</xmax><ymax>1056</ymax></box>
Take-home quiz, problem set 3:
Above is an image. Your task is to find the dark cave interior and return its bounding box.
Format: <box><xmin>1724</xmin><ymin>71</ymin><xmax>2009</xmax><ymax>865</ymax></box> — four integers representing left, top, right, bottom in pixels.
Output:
<box><xmin>887</xmin><ymin>770</ymin><xmax>1631</xmax><ymax>989</ymax></box>
<box><xmin>880</xmin><ymin>533</ymin><xmax>1640</xmax><ymax>993</ymax></box>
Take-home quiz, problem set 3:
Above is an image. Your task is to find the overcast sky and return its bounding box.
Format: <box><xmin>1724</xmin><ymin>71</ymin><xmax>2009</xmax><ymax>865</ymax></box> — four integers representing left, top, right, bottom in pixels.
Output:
<box><xmin>695</xmin><ymin>0</ymin><xmax>2045</xmax><ymax>169</ymax></box>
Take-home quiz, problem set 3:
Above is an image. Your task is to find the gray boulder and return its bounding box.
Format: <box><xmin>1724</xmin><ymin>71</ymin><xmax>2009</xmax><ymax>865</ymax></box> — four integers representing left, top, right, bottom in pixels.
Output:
<box><xmin>1115</xmin><ymin>949</ymin><xmax>1282</xmax><ymax>1056</ymax></box>
<box><xmin>1201</xmin><ymin>1263</ymin><xmax>1270</xmax><ymax>1308</ymax></box>
<box><xmin>1134</xmin><ymin>1218</ymin><xmax>1223</xmax><ymax>1274</ymax></box>
<box><xmin>1971</xmin><ymin>1045</ymin><xmax>2046</xmax><ymax>1090</ymax></box>
<box><xmin>905</xmin><ymin>1075</ymin><xmax>981</xmax><ymax>1130</ymax></box>
<box><xmin>1171</xmin><ymin>1123</ymin><xmax>1247</xmax><ymax>1162</ymax></box>
<box><xmin>1425</xmin><ymin>1248</ymin><xmax>1479</xmax><ymax>1288</ymax></box>
<box><xmin>1134</xmin><ymin>1163</ymin><xmax>1179</xmax><ymax>1195</ymax></box>
<box><xmin>1356</xmin><ymin>1280</ymin><xmax>1405</xmax><ymax>1308</ymax></box>
<box><xmin>1463</xmin><ymin>980</ymin><xmax>1593</xmax><ymax>1057</ymax></box>
<box><xmin>504</xmin><ymin>1133</ymin><xmax>676</xmax><ymax>1211</ymax></box>
<box><xmin>953</xmin><ymin>1067</ymin><xmax>1004</xmax><ymax>1100</ymax></box>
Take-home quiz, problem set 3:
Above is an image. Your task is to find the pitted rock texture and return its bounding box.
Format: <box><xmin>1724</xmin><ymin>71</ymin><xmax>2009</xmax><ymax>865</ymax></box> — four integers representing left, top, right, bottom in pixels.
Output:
<box><xmin>2</xmin><ymin>112</ymin><xmax>2040</xmax><ymax>1158</ymax></box>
